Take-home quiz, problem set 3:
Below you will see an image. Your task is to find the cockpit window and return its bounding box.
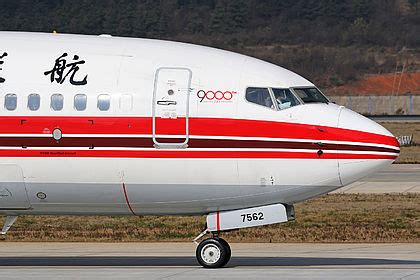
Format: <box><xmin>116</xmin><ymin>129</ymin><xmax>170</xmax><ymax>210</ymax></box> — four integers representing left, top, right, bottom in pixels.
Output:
<box><xmin>272</xmin><ymin>88</ymin><xmax>301</xmax><ymax>110</ymax></box>
<box><xmin>246</xmin><ymin>87</ymin><xmax>274</xmax><ymax>108</ymax></box>
<box><xmin>293</xmin><ymin>88</ymin><xmax>329</xmax><ymax>104</ymax></box>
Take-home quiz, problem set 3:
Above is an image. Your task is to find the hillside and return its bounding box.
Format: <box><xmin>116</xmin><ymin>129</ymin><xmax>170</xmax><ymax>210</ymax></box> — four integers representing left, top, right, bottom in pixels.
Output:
<box><xmin>331</xmin><ymin>72</ymin><xmax>420</xmax><ymax>95</ymax></box>
<box><xmin>0</xmin><ymin>0</ymin><xmax>419</xmax><ymax>91</ymax></box>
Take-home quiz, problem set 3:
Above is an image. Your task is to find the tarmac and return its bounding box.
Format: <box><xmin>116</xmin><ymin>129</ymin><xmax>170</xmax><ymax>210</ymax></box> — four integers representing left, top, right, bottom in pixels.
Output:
<box><xmin>334</xmin><ymin>164</ymin><xmax>420</xmax><ymax>193</ymax></box>
<box><xmin>0</xmin><ymin>164</ymin><xmax>419</xmax><ymax>279</ymax></box>
<box><xmin>0</xmin><ymin>243</ymin><xmax>419</xmax><ymax>279</ymax></box>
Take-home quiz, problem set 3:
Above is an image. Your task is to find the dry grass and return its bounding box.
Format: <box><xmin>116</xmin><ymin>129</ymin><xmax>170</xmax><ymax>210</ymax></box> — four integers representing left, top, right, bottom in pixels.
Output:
<box><xmin>394</xmin><ymin>146</ymin><xmax>420</xmax><ymax>163</ymax></box>
<box><xmin>1</xmin><ymin>194</ymin><xmax>419</xmax><ymax>243</ymax></box>
<box><xmin>379</xmin><ymin>122</ymin><xmax>420</xmax><ymax>163</ymax></box>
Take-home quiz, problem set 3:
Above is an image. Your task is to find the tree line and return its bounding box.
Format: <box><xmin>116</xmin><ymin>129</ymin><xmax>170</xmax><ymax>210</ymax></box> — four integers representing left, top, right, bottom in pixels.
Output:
<box><xmin>0</xmin><ymin>0</ymin><xmax>419</xmax><ymax>89</ymax></box>
<box><xmin>1</xmin><ymin>0</ymin><xmax>418</xmax><ymax>47</ymax></box>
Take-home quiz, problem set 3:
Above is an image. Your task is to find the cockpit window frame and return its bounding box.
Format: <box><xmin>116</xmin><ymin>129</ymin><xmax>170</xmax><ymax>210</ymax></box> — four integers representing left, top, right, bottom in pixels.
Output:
<box><xmin>244</xmin><ymin>86</ymin><xmax>277</xmax><ymax>111</ymax></box>
<box><xmin>244</xmin><ymin>86</ymin><xmax>306</xmax><ymax>111</ymax></box>
<box><xmin>244</xmin><ymin>86</ymin><xmax>329</xmax><ymax>111</ymax></box>
<box><xmin>270</xmin><ymin>88</ymin><xmax>303</xmax><ymax>111</ymax></box>
<box><xmin>291</xmin><ymin>86</ymin><xmax>330</xmax><ymax>104</ymax></box>
<box><xmin>267</xmin><ymin>88</ymin><xmax>280</xmax><ymax>111</ymax></box>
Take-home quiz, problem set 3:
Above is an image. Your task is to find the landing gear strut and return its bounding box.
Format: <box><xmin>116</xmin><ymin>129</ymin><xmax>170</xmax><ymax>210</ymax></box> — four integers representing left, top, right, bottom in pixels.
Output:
<box><xmin>196</xmin><ymin>236</ymin><xmax>231</xmax><ymax>268</ymax></box>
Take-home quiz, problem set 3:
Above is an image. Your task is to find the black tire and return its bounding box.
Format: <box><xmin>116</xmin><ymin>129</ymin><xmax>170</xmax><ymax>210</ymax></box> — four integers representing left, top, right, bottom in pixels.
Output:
<box><xmin>196</xmin><ymin>238</ymin><xmax>228</xmax><ymax>268</ymax></box>
<box><xmin>218</xmin><ymin>238</ymin><xmax>231</xmax><ymax>267</ymax></box>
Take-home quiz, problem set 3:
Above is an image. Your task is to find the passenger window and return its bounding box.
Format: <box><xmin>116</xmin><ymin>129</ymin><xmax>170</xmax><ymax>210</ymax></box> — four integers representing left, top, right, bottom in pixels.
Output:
<box><xmin>272</xmin><ymin>88</ymin><xmax>301</xmax><ymax>110</ymax></box>
<box><xmin>74</xmin><ymin>94</ymin><xmax>87</xmax><ymax>111</ymax></box>
<box><xmin>28</xmin><ymin>94</ymin><xmax>41</xmax><ymax>111</ymax></box>
<box><xmin>51</xmin><ymin>94</ymin><xmax>64</xmax><ymax>111</ymax></box>
<box><xmin>97</xmin><ymin>94</ymin><xmax>110</xmax><ymax>111</ymax></box>
<box><xmin>119</xmin><ymin>94</ymin><xmax>133</xmax><ymax>111</ymax></box>
<box><xmin>4</xmin><ymin>94</ymin><xmax>17</xmax><ymax>111</ymax></box>
<box><xmin>245</xmin><ymin>88</ymin><xmax>273</xmax><ymax>108</ymax></box>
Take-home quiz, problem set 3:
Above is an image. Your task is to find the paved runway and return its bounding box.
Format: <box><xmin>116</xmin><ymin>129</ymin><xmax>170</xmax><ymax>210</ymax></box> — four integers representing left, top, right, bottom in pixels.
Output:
<box><xmin>334</xmin><ymin>164</ymin><xmax>420</xmax><ymax>193</ymax></box>
<box><xmin>371</xmin><ymin>115</ymin><xmax>420</xmax><ymax>122</ymax></box>
<box><xmin>0</xmin><ymin>243</ymin><xmax>419</xmax><ymax>279</ymax></box>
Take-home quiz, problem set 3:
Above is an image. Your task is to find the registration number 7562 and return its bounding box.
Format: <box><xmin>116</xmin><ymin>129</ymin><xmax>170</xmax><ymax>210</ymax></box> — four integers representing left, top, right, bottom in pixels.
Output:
<box><xmin>241</xmin><ymin>212</ymin><xmax>264</xmax><ymax>222</ymax></box>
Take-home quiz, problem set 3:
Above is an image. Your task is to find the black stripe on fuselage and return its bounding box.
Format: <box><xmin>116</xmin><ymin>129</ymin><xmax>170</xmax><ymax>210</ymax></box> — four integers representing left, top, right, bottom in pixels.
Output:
<box><xmin>0</xmin><ymin>137</ymin><xmax>400</xmax><ymax>154</ymax></box>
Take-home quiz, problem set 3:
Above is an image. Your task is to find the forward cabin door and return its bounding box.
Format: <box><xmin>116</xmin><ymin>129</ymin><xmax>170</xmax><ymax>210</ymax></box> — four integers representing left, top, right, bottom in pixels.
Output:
<box><xmin>0</xmin><ymin>165</ymin><xmax>31</xmax><ymax>209</ymax></box>
<box><xmin>152</xmin><ymin>67</ymin><xmax>192</xmax><ymax>148</ymax></box>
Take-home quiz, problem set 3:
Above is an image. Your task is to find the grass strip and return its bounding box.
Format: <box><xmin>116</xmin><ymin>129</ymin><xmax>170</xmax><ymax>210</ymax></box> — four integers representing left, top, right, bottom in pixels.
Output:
<box><xmin>1</xmin><ymin>194</ymin><xmax>419</xmax><ymax>243</ymax></box>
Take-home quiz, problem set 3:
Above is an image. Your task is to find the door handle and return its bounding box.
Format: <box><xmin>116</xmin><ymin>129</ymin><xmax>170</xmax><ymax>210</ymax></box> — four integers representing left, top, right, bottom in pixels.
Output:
<box><xmin>157</xmin><ymin>100</ymin><xmax>177</xmax><ymax>106</ymax></box>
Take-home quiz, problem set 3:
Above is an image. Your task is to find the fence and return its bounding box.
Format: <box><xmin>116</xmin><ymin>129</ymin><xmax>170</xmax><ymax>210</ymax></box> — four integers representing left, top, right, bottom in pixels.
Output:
<box><xmin>330</xmin><ymin>95</ymin><xmax>420</xmax><ymax>115</ymax></box>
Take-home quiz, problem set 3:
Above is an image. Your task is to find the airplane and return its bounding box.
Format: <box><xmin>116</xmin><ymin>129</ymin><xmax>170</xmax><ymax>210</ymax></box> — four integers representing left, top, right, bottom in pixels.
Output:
<box><xmin>0</xmin><ymin>32</ymin><xmax>399</xmax><ymax>268</ymax></box>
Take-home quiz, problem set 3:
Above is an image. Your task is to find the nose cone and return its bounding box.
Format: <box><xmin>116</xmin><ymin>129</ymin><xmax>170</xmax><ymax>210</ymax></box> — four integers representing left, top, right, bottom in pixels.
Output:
<box><xmin>337</xmin><ymin>107</ymin><xmax>400</xmax><ymax>186</ymax></box>
<box><xmin>338</xmin><ymin>107</ymin><xmax>396</xmax><ymax>138</ymax></box>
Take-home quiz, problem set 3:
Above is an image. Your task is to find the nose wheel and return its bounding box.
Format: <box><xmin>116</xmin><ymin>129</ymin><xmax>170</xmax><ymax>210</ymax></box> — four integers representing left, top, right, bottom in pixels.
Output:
<box><xmin>196</xmin><ymin>237</ymin><xmax>231</xmax><ymax>268</ymax></box>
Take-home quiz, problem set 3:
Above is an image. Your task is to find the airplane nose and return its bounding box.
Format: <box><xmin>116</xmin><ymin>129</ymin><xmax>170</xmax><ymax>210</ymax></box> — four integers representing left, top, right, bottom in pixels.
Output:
<box><xmin>337</xmin><ymin>107</ymin><xmax>400</xmax><ymax>186</ymax></box>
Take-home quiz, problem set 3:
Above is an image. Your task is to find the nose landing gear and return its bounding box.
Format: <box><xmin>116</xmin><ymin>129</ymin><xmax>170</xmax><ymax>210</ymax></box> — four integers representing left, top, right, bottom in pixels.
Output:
<box><xmin>194</xmin><ymin>204</ymin><xmax>293</xmax><ymax>268</ymax></box>
<box><xmin>196</xmin><ymin>237</ymin><xmax>231</xmax><ymax>268</ymax></box>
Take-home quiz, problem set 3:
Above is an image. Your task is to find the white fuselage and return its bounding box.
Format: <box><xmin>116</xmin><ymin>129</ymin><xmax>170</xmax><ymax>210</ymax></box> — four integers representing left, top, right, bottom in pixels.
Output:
<box><xmin>0</xmin><ymin>32</ymin><xmax>399</xmax><ymax>216</ymax></box>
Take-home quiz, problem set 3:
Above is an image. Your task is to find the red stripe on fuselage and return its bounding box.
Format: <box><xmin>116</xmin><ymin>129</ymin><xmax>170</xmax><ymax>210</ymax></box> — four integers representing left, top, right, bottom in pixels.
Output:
<box><xmin>216</xmin><ymin>211</ymin><xmax>220</xmax><ymax>232</ymax></box>
<box><xmin>0</xmin><ymin>116</ymin><xmax>399</xmax><ymax>148</ymax></box>
<box><xmin>0</xmin><ymin>149</ymin><xmax>398</xmax><ymax>160</ymax></box>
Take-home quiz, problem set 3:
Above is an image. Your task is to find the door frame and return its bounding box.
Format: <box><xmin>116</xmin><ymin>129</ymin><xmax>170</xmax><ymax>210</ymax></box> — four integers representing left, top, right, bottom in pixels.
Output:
<box><xmin>152</xmin><ymin>67</ymin><xmax>192</xmax><ymax>149</ymax></box>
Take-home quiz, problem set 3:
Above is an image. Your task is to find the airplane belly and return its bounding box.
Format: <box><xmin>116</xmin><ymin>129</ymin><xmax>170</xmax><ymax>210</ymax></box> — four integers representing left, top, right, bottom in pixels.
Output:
<box><xmin>237</xmin><ymin>158</ymin><xmax>341</xmax><ymax>208</ymax></box>
<box><xmin>0</xmin><ymin>158</ymin><xmax>130</xmax><ymax>215</ymax></box>
<box><xmin>123</xmin><ymin>158</ymin><xmax>340</xmax><ymax>215</ymax></box>
<box><xmin>0</xmin><ymin>164</ymin><xmax>31</xmax><ymax>210</ymax></box>
<box><xmin>24</xmin><ymin>182</ymin><xmax>130</xmax><ymax>215</ymax></box>
<box><xmin>124</xmin><ymin>158</ymin><xmax>241</xmax><ymax>215</ymax></box>
<box><xmin>0</xmin><ymin>157</ymin><xmax>341</xmax><ymax>216</ymax></box>
<box><xmin>238</xmin><ymin>159</ymin><xmax>341</xmax><ymax>189</ymax></box>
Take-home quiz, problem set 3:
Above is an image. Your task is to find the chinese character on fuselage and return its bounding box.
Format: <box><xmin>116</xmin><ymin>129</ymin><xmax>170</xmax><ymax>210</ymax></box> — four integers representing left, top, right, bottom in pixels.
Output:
<box><xmin>0</xmin><ymin>52</ymin><xmax>8</xmax><ymax>84</ymax></box>
<box><xmin>44</xmin><ymin>53</ymin><xmax>88</xmax><ymax>86</ymax></box>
